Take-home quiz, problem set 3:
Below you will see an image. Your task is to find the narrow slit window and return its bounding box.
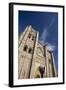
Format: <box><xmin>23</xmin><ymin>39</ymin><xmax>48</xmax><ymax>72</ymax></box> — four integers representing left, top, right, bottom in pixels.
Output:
<box><xmin>23</xmin><ymin>45</ymin><xmax>28</xmax><ymax>51</ymax></box>
<box><xmin>28</xmin><ymin>48</ymin><xmax>32</xmax><ymax>54</ymax></box>
<box><xmin>32</xmin><ymin>36</ymin><xmax>34</xmax><ymax>40</ymax></box>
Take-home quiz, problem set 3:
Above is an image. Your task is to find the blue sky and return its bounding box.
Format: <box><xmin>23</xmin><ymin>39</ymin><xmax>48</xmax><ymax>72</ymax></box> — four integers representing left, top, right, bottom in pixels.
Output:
<box><xmin>18</xmin><ymin>10</ymin><xmax>58</xmax><ymax>74</ymax></box>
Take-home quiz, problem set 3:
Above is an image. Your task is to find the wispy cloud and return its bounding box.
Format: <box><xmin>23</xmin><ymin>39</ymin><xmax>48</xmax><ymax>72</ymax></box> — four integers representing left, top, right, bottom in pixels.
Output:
<box><xmin>39</xmin><ymin>28</ymin><xmax>48</xmax><ymax>45</ymax></box>
<box><xmin>48</xmin><ymin>16</ymin><xmax>55</xmax><ymax>29</ymax></box>
<box><xmin>39</xmin><ymin>16</ymin><xmax>56</xmax><ymax>51</ymax></box>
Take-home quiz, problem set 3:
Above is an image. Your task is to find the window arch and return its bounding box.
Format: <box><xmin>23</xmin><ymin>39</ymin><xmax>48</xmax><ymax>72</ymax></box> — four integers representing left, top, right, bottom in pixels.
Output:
<box><xmin>28</xmin><ymin>33</ymin><xmax>35</xmax><ymax>41</ymax></box>
<box><xmin>23</xmin><ymin>45</ymin><xmax>28</xmax><ymax>51</ymax></box>
<box><xmin>28</xmin><ymin>33</ymin><xmax>31</xmax><ymax>39</ymax></box>
<box><xmin>28</xmin><ymin>48</ymin><xmax>32</xmax><ymax>54</ymax></box>
<box><xmin>32</xmin><ymin>36</ymin><xmax>35</xmax><ymax>41</ymax></box>
<box><xmin>38</xmin><ymin>66</ymin><xmax>45</xmax><ymax>78</ymax></box>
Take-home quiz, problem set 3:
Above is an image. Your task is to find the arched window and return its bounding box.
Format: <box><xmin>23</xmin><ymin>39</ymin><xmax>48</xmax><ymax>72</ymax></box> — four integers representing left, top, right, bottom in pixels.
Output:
<box><xmin>28</xmin><ymin>48</ymin><xmax>32</xmax><ymax>54</ymax></box>
<box><xmin>32</xmin><ymin>36</ymin><xmax>35</xmax><ymax>40</ymax></box>
<box><xmin>23</xmin><ymin>45</ymin><xmax>28</xmax><ymax>51</ymax></box>
<box><xmin>28</xmin><ymin>33</ymin><xmax>31</xmax><ymax>39</ymax></box>
<box><xmin>38</xmin><ymin>66</ymin><xmax>45</xmax><ymax>78</ymax></box>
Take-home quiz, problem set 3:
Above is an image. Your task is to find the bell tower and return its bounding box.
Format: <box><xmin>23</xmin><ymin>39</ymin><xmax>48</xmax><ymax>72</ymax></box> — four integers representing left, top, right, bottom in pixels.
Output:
<box><xmin>18</xmin><ymin>25</ymin><xmax>38</xmax><ymax>79</ymax></box>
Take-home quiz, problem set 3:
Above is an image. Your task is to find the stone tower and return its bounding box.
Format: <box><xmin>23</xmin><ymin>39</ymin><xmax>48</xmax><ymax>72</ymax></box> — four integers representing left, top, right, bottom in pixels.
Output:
<box><xmin>18</xmin><ymin>25</ymin><xmax>57</xmax><ymax>79</ymax></box>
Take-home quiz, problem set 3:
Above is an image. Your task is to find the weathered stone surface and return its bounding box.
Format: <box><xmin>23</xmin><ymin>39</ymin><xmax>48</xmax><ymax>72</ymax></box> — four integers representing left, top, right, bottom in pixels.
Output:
<box><xmin>18</xmin><ymin>25</ymin><xmax>57</xmax><ymax>79</ymax></box>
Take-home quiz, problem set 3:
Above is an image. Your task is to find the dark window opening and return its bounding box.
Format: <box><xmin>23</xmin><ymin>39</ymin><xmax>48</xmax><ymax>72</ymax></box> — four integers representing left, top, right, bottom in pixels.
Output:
<box><xmin>23</xmin><ymin>45</ymin><xmax>28</xmax><ymax>51</ymax></box>
<box><xmin>38</xmin><ymin>66</ymin><xmax>45</xmax><ymax>78</ymax></box>
<box><xmin>28</xmin><ymin>33</ymin><xmax>31</xmax><ymax>38</ymax></box>
<box><xmin>28</xmin><ymin>48</ymin><xmax>32</xmax><ymax>54</ymax></box>
<box><xmin>32</xmin><ymin>36</ymin><xmax>35</xmax><ymax>40</ymax></box>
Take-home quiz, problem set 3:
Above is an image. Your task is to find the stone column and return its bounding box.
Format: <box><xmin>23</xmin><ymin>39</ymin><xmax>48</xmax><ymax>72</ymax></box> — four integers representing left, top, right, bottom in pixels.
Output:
<box><xmin>51</xmin><ymin>52</ymin><xmax>57</xmax><ymax>77</ymax></box>
<box><xmin>43</xmin><ymin>44</ymin><xmax>50</xmax><ymax>77</ymax></box>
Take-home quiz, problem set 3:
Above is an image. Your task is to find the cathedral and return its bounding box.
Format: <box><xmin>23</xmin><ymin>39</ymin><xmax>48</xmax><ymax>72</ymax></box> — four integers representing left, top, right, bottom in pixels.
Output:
<box><xmin>18</xmin><ymin>25</ymin><xmax>57</xmax><ymax>79</ymax></box>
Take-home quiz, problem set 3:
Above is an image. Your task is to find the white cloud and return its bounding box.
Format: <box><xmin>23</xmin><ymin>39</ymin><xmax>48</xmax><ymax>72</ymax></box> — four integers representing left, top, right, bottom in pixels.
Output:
<box><xmin>39</xmin><ymin>17</ymin><xmax>55</xmax><ymax>49</ymax></box>
<box><xmin>47</xmin><ymin>43</ymin><xmax>56</xmax><ymax>51</ymax></box>
<box><xmin>48</xmin><ymin>16</ymin><xmax>55</xmax><ymax>29</ymax></box>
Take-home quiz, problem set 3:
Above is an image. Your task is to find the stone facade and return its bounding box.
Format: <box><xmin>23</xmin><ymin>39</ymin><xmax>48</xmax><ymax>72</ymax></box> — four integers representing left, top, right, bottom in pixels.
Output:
<box><xmin>18</xmin><ymin>25</ymin><xmax>57</xmax><ymax>79</ymax></box>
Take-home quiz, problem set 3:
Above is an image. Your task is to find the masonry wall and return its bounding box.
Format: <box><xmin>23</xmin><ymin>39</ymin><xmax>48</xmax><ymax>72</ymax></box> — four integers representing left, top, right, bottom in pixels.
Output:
<box><xmin>18</xmin><ymin>25</ymin><xmax>57</xmax><ymax>79</ymax></box>
<box><xmin>18</xmin><ymin>26</ymin><xmax>37</xmax><ymax>79</ymax></box>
